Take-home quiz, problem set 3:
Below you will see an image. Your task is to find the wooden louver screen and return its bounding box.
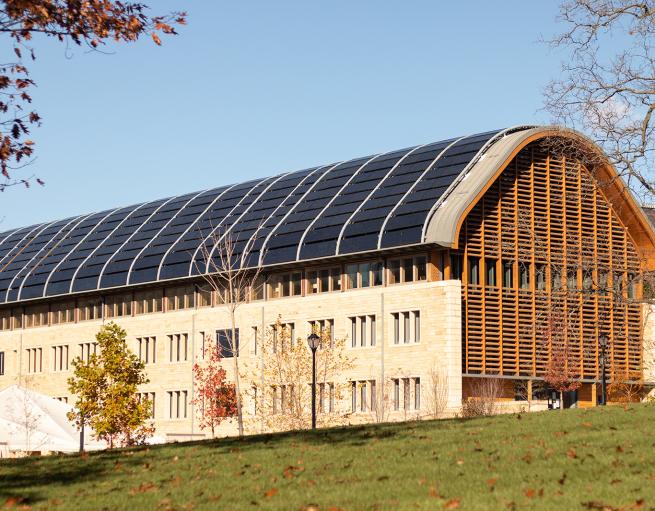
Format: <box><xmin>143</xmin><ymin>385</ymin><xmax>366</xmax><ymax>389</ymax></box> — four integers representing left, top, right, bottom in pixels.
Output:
<box><xmin>458</xmin><ymin>143</ymin><xmax>643</xmax><ymax>380</ymax></box>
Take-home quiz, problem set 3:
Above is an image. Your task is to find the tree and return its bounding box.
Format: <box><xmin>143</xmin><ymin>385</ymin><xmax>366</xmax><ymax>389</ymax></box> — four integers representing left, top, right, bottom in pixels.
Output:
<box><xmin>544</xmin><ymin>0</ymin><xmax>655</xmax><ymax>199</ymax></box>
<box><xmin>191</xmin><ymin>334</ymin><xmax>237</xmax><ymax>438</ymax></box>
<box><xmin>425</xmin><ymin>364</ymin><xmax>449</xmax><ymax>419</ymax></box>
<box><xmin>540</xmin><ymin>312</ymin><xmax>582</xmax><ymax>411</ymax></box>
<box><xmin>67</xmin><ymin>322</ymin><xmax>153</xmax><ymax>448</ymax></box>
<box><xmin>0</xmin><ymin>1</ymin><xmax>186</xmax><ymax>189</ymax></box>
<box><xmin>248</xmin><ymin>318</ymin><xmax>353</xmax><ymax>432</ymax></box>
<box><xmin>194</xmin><ymin>228</ymin><xmax>264</xmax><ymax>437</ymax></box>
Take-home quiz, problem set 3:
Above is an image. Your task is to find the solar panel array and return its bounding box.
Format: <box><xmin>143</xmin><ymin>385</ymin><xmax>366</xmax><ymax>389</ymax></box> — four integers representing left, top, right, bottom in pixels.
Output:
<box><xmin>0</xmin><ymin>127</ymin><xmax>530</xmax><ymax>303</ymax></box>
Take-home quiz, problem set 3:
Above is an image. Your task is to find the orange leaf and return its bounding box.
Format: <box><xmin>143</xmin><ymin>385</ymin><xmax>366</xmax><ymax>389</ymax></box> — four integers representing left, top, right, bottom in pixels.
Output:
<box><xmin>151</xmin><ymin>32</ymin><xmax>162</xmax><ymax>45</ymax></box>
<box><xmin>443</xmin><ymin>498</ymin><xmax>461</xmax><ymax>509</ymax></box>
<box><xmin>264</xmin><ymin>488</ymin><xmax>278</xmax><ymax>499</ymax></box>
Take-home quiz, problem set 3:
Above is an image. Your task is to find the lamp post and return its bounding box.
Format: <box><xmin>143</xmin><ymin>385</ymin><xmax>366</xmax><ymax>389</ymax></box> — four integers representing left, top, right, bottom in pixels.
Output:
<box><xmin>599</xmin><ymin>334</ymin><xmax>608</xmax><ymax>406</ymax></box>
<box><xmin>307</xmin><ymin>333</ymin><xmax>320</xmax><ymax>429</ymax></box>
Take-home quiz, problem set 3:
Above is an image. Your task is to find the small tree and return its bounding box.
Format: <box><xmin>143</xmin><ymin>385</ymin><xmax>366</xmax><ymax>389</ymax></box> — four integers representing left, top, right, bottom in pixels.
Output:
<box><xmin>425</xmin><ymin>364</ymin><xmax>449</xmax><ymax>419</ymax></box>
<box><xmin>67</xmin><ymin>322</ymin><xmax>153</xmax><ymax>448</ymax></box>
<box><xmin>249</xmin><ymin>318</ymin><xmax>353</xmax><ymax>431</ymax></box>
<box><xmin>191</xmin><ymin>335</ymin><xmax>237</xmax><ymax>437</ymax></box>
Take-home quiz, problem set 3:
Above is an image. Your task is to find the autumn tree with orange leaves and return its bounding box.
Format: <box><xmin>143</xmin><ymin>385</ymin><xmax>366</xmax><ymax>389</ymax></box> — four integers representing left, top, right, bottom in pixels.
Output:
<box><xmin>0</xmin><ymin>1</ymin><xmax>185</xmax><ymax>190</ymax></box>
<box><xmin>191</xmin><ymin>335</ymin><xmax>237</xmax><ymax>438</ymax></box>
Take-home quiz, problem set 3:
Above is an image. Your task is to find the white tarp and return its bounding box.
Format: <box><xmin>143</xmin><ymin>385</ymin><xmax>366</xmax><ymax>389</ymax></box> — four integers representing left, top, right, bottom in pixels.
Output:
<box><xmin>0</xmin><ymin>385</ymin><xmax>106</xmax><ymax>454</ymax></box>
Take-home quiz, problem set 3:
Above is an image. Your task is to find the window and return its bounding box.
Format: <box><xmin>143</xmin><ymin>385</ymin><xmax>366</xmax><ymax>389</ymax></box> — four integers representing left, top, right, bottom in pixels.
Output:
<box><xmin>217</xmin><ymin>328</ymin><xmax>239</xmax><ymax>357</ymax></box>
<box><xmin>598</xmin><ymin>271</ymin><xmax>609</xmax><ymax>295</ymax></box>
<box><xmin>393</xmin><ymin>379</ymin><xmax>400</xmax><ymax>410</ymax></box>
<box><xmin>78</xmin><ymin>342</ymin><xmax>98</xmax><ymax>363</ymax></box>
<box><xmin>105</xmin><ymin>293</ymin><xmax>132</xmax><ymax>318</ymax></box>
<box><xmin>392</xmin><ymin>311</ymin><xmax>420</xmax><ymax>344</ymax></box>
<box><xmin>196</xmin><ymin>285</ymin><xmax>212</xmax><ymax>307</ymax></box>
<box><xmin>468</xmin><ymin>257</ymin><xmax>479</xmax><ymax>285</ymax></box>
<box><xmin>134</xmin><ymin>289</ymin><xmax>163</xmax><ymax>315</ymax></box>
<box><xmin>0</xmin><ymin>309</ymin><xmax>10</xmax><ymax>331</ymax></box>
<box><xmin>309</xmin><ymin>319</ymin><xmax>335</xmax><ymax>347</ymax></box>
<box><xmin>138</xmin><ymin>392</ymin><xmax>156</xmax><ymax>419</ymax></box>
<box><xmin>166</xmin><ymin>285</ymin><xmax>195</xmax><ymax>311</ymax></box>
<box><xmin>567</xmin><ymin>270</ymin><xmax>577</xmax><ymax>290</ymax></box>
<box><xmin>351</xmin><ymin>381</ymin><xmax>357</xmax><ymax>412</ymax></box>
<box><xmin>24</xmin><ymin>304</ymin><xmax>49</xmax><ymax>328</ymax></box>
<box><xmin>551</xmin><ymin>269</ymin><xmax>562</xmax><ymax>290</ymax></box>
<box><xmin>403</xmin><ymin>378</ymin><xmax>410</xmax><ymax>410</ymax></box>
<box><xmin>349</xmin><ymin>316</ymin><xmax>376</xmax><ymax>347</ymax></box>
<box><xmin>168</xmin><ymin>333</ymin><xmax>188</xmax><ymax>362</ymax></box>
<box><xmin>167</xmin><ymin>390</ymin><xmax>188</xmax><ymax>419</ymax></box>
<box><xmin>388</xmin><ymin>255</ymin><xmax>427</xmax><ymax>284</ymax></box>
<box><xmin>345</xmin><ymin>261</ymin><xmax>383</xmax><ymax>289</ymax></box>
<box><xmin>26</xmin><ymin>347</ymin><xmax>42</xmax><ymax>373</ymax></box>
<box><xmin>308</xmin><ymin>267</ymin><xmax>341</xmax><ymax>294</ymax></box>
<box><xmin>52</xmin><ymin>345</ymin><xmax>69</xmax><ymax>372</ymax></box>
<box><xmin>485</xmin><ymin>259</ymin><xmax>497</xmax><ymax>286</ymax></box>
<box><xmin>51</xmin><ymin>301</ymin><xmax>75</xmax><ymax>325</ymax></box>
<box><xmin>360</xmin><ymin>381</ymin><xmax>368</xmax><ymax>412</ymax></box>
<box><xmin>536</xmin><ymin>264</ymin><xmax>546</xmax><ymax>291</ymax></box>
<box><xmin>78</xmin><ymin>298</ymin><xmax>102</xmax><ymax>322</ymax></box>
<box><xmin>252</xmin><ymin>326</ymin><xmax>259</xmax><ymax>355</ymax></box>
<box><xmin>270</xmin><ymin>322</ymin><xmax>294</xmax><ymax>352</ymax></box>
<box><xmin>503</xmin><ymin>261</ymin><xmax>513</xmax><ymax>288</ymax></box>
<box><xmin>268</xmin><ymin>272</ymin><xmax>302</xmax><ymax>299</ymax></box>
<box><xmin>520</xmin><ymin>263</ymin><xmax>530</xmax><ymax>290</ymax></box>
<box><xmin>0</xmin><ymin>351</ymin><xmax>4</xmax><ymax>375</ymax></box>
<box><xmin>250</xmin><ymin>276</ymin><xmax>265</xmax><ymax>301</ymax></box>
<box><xmin>450</xmin><ymin>254</ymin><xmax>463</xmax><ymax>280</ymax></box>
<box><xmin>370</xmin><ymin>380</ymin><xmax>377</xmax><ymax>412</ymax></box>
<box><xmin>12</xmin><ymin>308</ymin><xmax>22</xmax><ymax>329</ymax></box>
<box><xmin>137</xmin><ymin>336</ymin><xmax>157</xmax><ymax>364</ymax></box>
<box><xmin>414</xmin><ymin>377</ymin><xmax>421</xmax><ymax>410</ymax></box>
<box><xmin>628</xmin><ymin>273</ymin><xmax>636</xmax><ymax>299</ymax></box>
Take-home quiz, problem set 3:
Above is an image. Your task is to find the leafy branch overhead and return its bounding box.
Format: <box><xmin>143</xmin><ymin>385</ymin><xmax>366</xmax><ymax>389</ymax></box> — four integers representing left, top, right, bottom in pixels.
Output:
<box><xmin>0</xmin><ymin>1</ymin><xmax>186</xmax><ymax>190</ymax></box>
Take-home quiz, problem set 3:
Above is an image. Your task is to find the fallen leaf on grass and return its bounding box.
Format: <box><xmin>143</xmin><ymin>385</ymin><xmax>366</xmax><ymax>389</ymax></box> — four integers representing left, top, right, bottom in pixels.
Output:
<box><xmin>566</xmin><ymin>448</ymin><xmax>577</xmax><ymax>459</ymax></box>
<box><xmin>486</xmin><ymin>477</ymin><xmax>498</xmax><ymax>487</ymax></box>
<box><xmin>443</xmin><ymin>498</ymin><xmax>461</xmax><ymax>509</ymax></box>
<box><xmin>428</xmin><ymin>486</ymin><xmax>441</xmax><ymax>498</ymax></box>
<box><xmin>130</xmin><ymin>482</ymin><xmax>158</xmax><ymax>495</ymax></box>
<box><xmin>264</xmin><ymin>488</ymin><xmax>278</xmax><ymax>499</ymax></box>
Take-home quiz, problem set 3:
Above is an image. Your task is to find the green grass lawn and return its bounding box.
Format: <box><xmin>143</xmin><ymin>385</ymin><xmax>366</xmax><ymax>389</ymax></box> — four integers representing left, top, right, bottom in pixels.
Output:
<box><xmin>2</xmin><ymin>405</ymin><xmax>655</xmax><ymax>511</ymax></box>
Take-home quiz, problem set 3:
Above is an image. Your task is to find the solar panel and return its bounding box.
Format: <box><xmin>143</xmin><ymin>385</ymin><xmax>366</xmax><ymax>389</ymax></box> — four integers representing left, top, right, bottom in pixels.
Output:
<box><xmin>0</xmin><ymin>127</ymin><xmax>525</xmax><ymax>302</ymax></box>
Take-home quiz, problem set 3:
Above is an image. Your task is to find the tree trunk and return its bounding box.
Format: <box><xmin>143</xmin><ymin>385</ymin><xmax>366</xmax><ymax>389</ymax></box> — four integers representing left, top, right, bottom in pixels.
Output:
<box><xmin>230</xmin><ymin>312</ymin><xmax>244</xmax><ymax>437</ymax></box>
<box><xmin>559</xmin><ymin>391</ymin><xmax>564</xmax><ymax>412</ymax></box>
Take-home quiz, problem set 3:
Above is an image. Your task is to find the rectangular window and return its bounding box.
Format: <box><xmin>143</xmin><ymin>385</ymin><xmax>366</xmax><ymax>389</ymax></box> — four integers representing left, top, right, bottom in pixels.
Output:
<box><xmin>12</xmin><ymin>308</ymin><xmax>22</xmax><ymax>329</ymax></box>
<box><xmin>552</xmin><ymin>269</ymin><xmax>562</xmax><ymax>290</ymax></box>
<box><xmin>52</xmin><ymin>345</ymin><xmax>69</xmax><ymax>372</ymax></box>
<box><xmin>403</xmin><ymin>258</ymin><xmax>414</xmax><ymax>283</ymax></box>
<box><xmin>134</xmin><ymin>290</ymin><xmax>163</xmax><ymax>315</ymax></box>
<box><xmin>51</xmin><ymin>301</ymin><xmax>75</xmax><ymax>325</ymax></box>
<box><xmin>403</xmin><ymin>378</ymin><xmax>410</xmax><ymax>410</ymax></box>
<box><xmin>416</xmin><ymin>256</ymin><xmax>427</xmax><ymax>281</ymax></box>
<box><xmin>520</xmin><ymin>263</ymin><xmax>530</xmax><ymax>290</ymax></box>
<box><xmin>139</xmin><ymin>392</ymin><xmax>156</xmax><ymax>419</ymax></box>
<box><xmin>359</xmin><ymin>263</ymin><xmax>371</xmax><ymax>288</ymax></box>
<box><xmin>197</xmin><ymin>285</ymin><xmax>212</xmax><ymax>307</ymax></box>
<box><xmin>350</xmin><ymin>317</ymin><xmax>357</xmax><ymax>347</ymax></box>
<box><xmin>78</xmin><ymin>342</ymin><xmax>98</xmax><ymax>363</ymax></box>
<box><xmin>393</xmin><ymin>313</ymin><xmax>400</xmax><ymax>344</ymax></box>
<box><xmin>359</xmin><ymin>316</ymin><xmax>366</xmax><ymax>347</ymax></box>
<box><xmin>26</xmin><ymin>347</ymin><xmax>43</xmax><ymax>373</ymax></box>
<box><xmin>414</xmin><ymin>377</ymin><xmax>421</xmax><ymax>410</ymax></box>
<box><xmin>393</xmin><ymin>379</ymin><xmax>400</xmax><ymax>410</ymax></box>
<box><xmin>308</xmin><ymin>267</ymin><xmax>341</xmax><ymax>294</ymax></box>
<box><xmin>403</xmin><ymin>312</ymin><xmax>410</xmax><ymax>344</ymax></box>
<box><xmin>78</xmin><ymin>298</ymin><xmax>102</xmax><ymax>322</ymax></box>
<box><xmin>372</xmin><ymin>262</ymin><xmax>384</xmax><ymax>286</ymax></box>
<box><xmin>628</xmin><ymin>273</ymin><xmax>636</xmax><ymax>299</ymax></box>
<box><xmin>536</xmin><ymin>264</ymin><xmax>547</xmax><ymax>291</ymax></box>
<box><xmin>168</xmin><ymin>333</ymin><xmax>189</xmax><ymax>363</ymax></box>
<box><xmin>346</xmin><ymin>264</ymin><xmax>358</xmax><ymax>290</ymax></box>
<box><xmin>252</xmin><ymin>326</ymin><xmax>259</xmax><ymax>355</ymax></box>
<box><xmin>486</xmin><ymin>259</ymin><xmax>496</xmax><ymax>286</ymax></box>
<box><xmin>450</xmin><ymin>254</ymin><xmax>463</xmax><ymax>280</ymax></box>
<box><xmin>268</xmin><ymin>272</ymin><xmax>302</xmax><ymax>298</ymax></box>
<box><xmin>167</xmin><ymin>390</ymin><xmax>188</xmax><ymax>419</ymax></box>
<box><xmin>370</xmin><ymin>380</ymin><xmax>377</xmax><ymax>412</ymax></box>
<box><xmin>137</xmin><ymin>336</ymin><xmax>156</xmax><ymax>364</ymax></box>
<box><xmin>329</xmin><ymin>383</ymin><xmax>335</xmax><ymax>412</ymax></box>
<box><xmin>166</xmin><ymin>285</ymin><xmax>195</xmax><ymax>311</ymax></box>
<box><xmin>105</xmin><ymin>293</ymin><xmax>132</xmax><ymax>318</ymax></box>
<box><xmin>389</xmin><ymin>259</ymin><xmax>401</xmax><ymax>285</ymax></box>
<box><xmin>567</xmin><ymin>270</ymin><xmax>577</xmax><ymax>290</ymax></box>
<box><xmin>468</xmin><ymin>257</ymin><xmax>479</xmax><ymax>285</ymax></box>
<box><xmin>370</xmin><ymin>315</ymin><xmax>376</xmax><ymax>346</ymax></box>
<box><xmin>24</xmin><ymin>304</ymin><xmax>49</xmax><ymax>328</ymax></box>
<box><xmin>309</xmin><ymin>319</ymin><xmax>335</xmax><ymax>348</ymax></box>
<box><xmin>0</xmin><ymin>351</ymin><xmax>4</xmax><ymax>375</ymax></box>
<box><xmin>503</xmin><ymin>261</ymin><xmax>513</xmax><ymax>288</ymax></box>
<box><xmin>0</xmin><ymin>309</ymin><xmax>10</xmax><ymax>331</ymax></box>
<box><xmin>351</xmin><ymin>381</ymin><xmax>357</xmax><ymax>413</ymax></box>
<box><xmin>217</xmin><ymin>328</ymin><xmax>239</xmax><ymax>357</ymax></box>
<box><xmin>414</xmin><ymin>311</ymin><xmax>420</xmax><ymax>343</ymax></box>
<box><xmin>360</xmin><ymin>381</ymin><xmax>367</xmax><ymax>412</ymax></box>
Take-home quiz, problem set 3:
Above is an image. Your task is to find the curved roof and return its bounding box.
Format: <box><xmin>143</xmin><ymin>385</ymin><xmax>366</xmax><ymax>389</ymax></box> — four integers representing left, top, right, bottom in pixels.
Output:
<box><xmin>0</xmin><ymin>126</ymin><xmax>542</xmax><ymax>303</ymax></box>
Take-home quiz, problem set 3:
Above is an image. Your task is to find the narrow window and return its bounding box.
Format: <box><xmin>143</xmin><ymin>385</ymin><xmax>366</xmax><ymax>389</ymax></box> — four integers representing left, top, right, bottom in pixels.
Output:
<box><xmin>319</xmin><ymin>269</ymin><xmax>330</xmax><ymax>293</ymax></box>
<box><xmin>329</xmin><ymin>383</ymin><xmax>335</xmax><ymax>412</ymax></box>
<box><xmin>359</xmin><ymin>263</ymin><xmax>371</xmax><ymax>288</ymax></box>
<box><xmin>403</xmin><ymin>258</ymin><xmax>414</xmax><ymax>283</ymax></box>
<box><xmin>414</xmin><ymin>311</ymin><xmax>420</xmax><ymax>343</ymax></box>
<box><xmin>351</xmin><ymin>381</ymin><xmax>357</xmax><ymax>412</ymax></box>
<box><xmin>567</xmin><ymin>270</ymin><xmax>577</xmax><ymax>290</ymax></box>
<box><xmin>403</xmin><ymin>378</ymin><xmax>410</xmax><ymax>410</ymax></box>
<box><xmin>308</xmin><ymin>270</ymin><xmax>319</xmax><ymax>294</ymax></box>
<box><xmin>415</xmin><ymin>256</ymin><xmax>427</xmax><ymax>281</ymax></box>
<box><xmin>393</xmin><ymin>379</ymin><xmax>400</xmax><ymax>410</ymax></box>
<box><xmin>552</xmin><ymin>269</ymin><xmax>562</xmax><ymax>290</ymax></box>
<box><xmin>370</xmin><ymin>380</ymin><xmax>377</xmax><ymax>411</ymax></box>
<box><xmin>393</xmin><ymin>313</ymin><xmax>400</xmax><ymax>344</ymax></box>
<box><xmin>403</xmin><ymin>312</ymin><xmax>410</xmax><ymax>344</ymax></box>
<box><xmin>360</xmin><ymin>381</ymin><xmax>367</xmax><ymax>412</ymax></box>
<box><xmin>350</xmin><ymin>317</ymin><xmax>357</xmax><ymax>347</ymax></box>
<box><xmin>330</xmin><ymin>267</ymin><xmax>341</xmax><ymax>292</ymax></box>
<box><xmin>503</xmin><ymin>261</ymin><xmax>513</xmax><ymax>288</ymax></box>
<box><xmin>369</xmin><ymin>315</ymin><xmax>376</xmax><ymax>346</ymax></box>
<box><xmin>414</xmin><ymin>378</ymin><xmax>421</xmax><ymax>410</ymax></box>
<box><xmin>389</xmin><ymin>259</ymin><xmax>401</xmax><ymax>285</ymax></box>
<box><xmin>486</xmin><ymin>259</ymin><xmax>496</xmax><ymax>286</ymax></box>
<box><xmin>0</xmin><ymin>352</ymin><xmax>4</xmax><ymax>376</ymax></box>
<box><xmin>359</xmin><ymin>316</ymin><xmax>366</xmax><ymax>347</ymax></box>
<box><xmin>346</xmin><ymin>264</ymin><xmax>358</xmax><ymax>290</ymax></box>
<box><xmin>628</xmin><ymin>273</ymin><xmax>636</xmax><ymax>299</ymax></box>
<box><xmin>450</xmin><ymin>254</ymin><xmax>463</xmax><ymax>280</ymax></box>
<box><xmin>372</xmin><ymin>262</ymin><xmax>384</xmax><ymax>286</ymax></box>
<box><xmin>536</xmin><ymin>264</ymin><xmax>546</xmax><ymax>291</ymax></box>
<box><xmin>520</xmin><ymin>263</ymin><xmax>530</xmax><ymax>290</ymax></box>
<box><xmin>468</xmin><ymin>257</ymin><xmax>479</xmax><ymax>285</ymax></box>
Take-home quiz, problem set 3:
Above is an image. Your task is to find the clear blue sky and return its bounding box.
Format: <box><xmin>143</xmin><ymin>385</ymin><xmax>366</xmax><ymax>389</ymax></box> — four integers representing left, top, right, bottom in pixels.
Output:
<box><xmin>1</xmin><ymin>1</ymin><xmax>564</xmax><ymax>230</ymax></box>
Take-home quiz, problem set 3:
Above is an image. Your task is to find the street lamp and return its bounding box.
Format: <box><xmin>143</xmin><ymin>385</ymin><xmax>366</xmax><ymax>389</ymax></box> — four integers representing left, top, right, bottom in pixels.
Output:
<box><xmin>599</xmin><ymin>334</ymin><xmax>608</xmax><ymax>406</ymax></box>
<box><xmin>307</xmin><ymin>332</ymin><xmax>320</xmax><ymax>429</ymax></box>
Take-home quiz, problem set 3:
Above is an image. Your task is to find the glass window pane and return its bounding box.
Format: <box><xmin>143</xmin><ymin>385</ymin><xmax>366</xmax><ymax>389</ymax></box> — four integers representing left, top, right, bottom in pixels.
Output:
<box><xmin>307</xmin><ymin>270</ymin><xmax>318</xmax><ymax>294</ymax></box>
<box><xmin>292</xmin><ymin>272</ymin><xmax>302</xmax><ymax>296</ymax></box>
<box><xmin>372</xmin><ymin>262</ymin><xmax>383</xmax><ymax>286</ymax></box>
<box><xmin>468</xmin><ymin>257</ymin><xmax>479</xmax><ymax>285</ymax></box>
<box><xmin>330</xmin><ymin>267</ymin><xmax>341</xmax><ymax>291</ymax></box>
<box><xmin>319</xmin><ymin>269</ymin><xmax>330</xmax><ymax>293</ymax></box>
<box><xmin>346</xmin><ymin>264</ymin><xmax>358</xmax><ymax>290</ymax></box>
<box><xmin>415</xmin><ymin>256</ymin><xmax>426</xmax><ymax>281</ymax></box>
<box><xmin>359</xmin><ymin>263</ymin><xmax>370</xmax><ymax>288</ymax></box>
<box><xmin>389</xmin><ymin>260</ymin><xmax>401</xmax><ymax>285</ymax></box>
<box><xmin>403</xmin><ymin>258</ymin><xmax>414</xmax><ymax>283</ymax></box>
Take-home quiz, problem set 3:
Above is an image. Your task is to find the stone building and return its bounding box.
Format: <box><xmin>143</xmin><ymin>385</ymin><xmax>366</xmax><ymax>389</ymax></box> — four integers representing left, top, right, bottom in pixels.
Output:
<box><xmin>0</xmin><ymin>125</ymin><xmax>653</xmax><ymax>439</ymax></box>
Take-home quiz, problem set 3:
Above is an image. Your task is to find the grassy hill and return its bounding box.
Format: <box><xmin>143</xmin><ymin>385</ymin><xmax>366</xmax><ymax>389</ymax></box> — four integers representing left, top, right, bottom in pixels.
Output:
<box><xmin>2</xmin><ymin>404</ymin><xmax>655</xmax><ymax>511</ymax></box>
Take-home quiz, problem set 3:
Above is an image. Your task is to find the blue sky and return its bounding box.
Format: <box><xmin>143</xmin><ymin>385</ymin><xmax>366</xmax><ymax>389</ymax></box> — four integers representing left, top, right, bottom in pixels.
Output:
<box><xmin>1</xmin><ymin>2</ymin><xmax>565</xmax><ymax>230</ymax></box>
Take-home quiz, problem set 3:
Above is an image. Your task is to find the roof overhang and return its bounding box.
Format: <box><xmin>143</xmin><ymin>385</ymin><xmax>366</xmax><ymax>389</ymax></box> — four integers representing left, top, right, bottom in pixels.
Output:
<box><xmin>423</xmin><ymin>126</ymin><xmax>655</xmax><ymax>269</ymax></box>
